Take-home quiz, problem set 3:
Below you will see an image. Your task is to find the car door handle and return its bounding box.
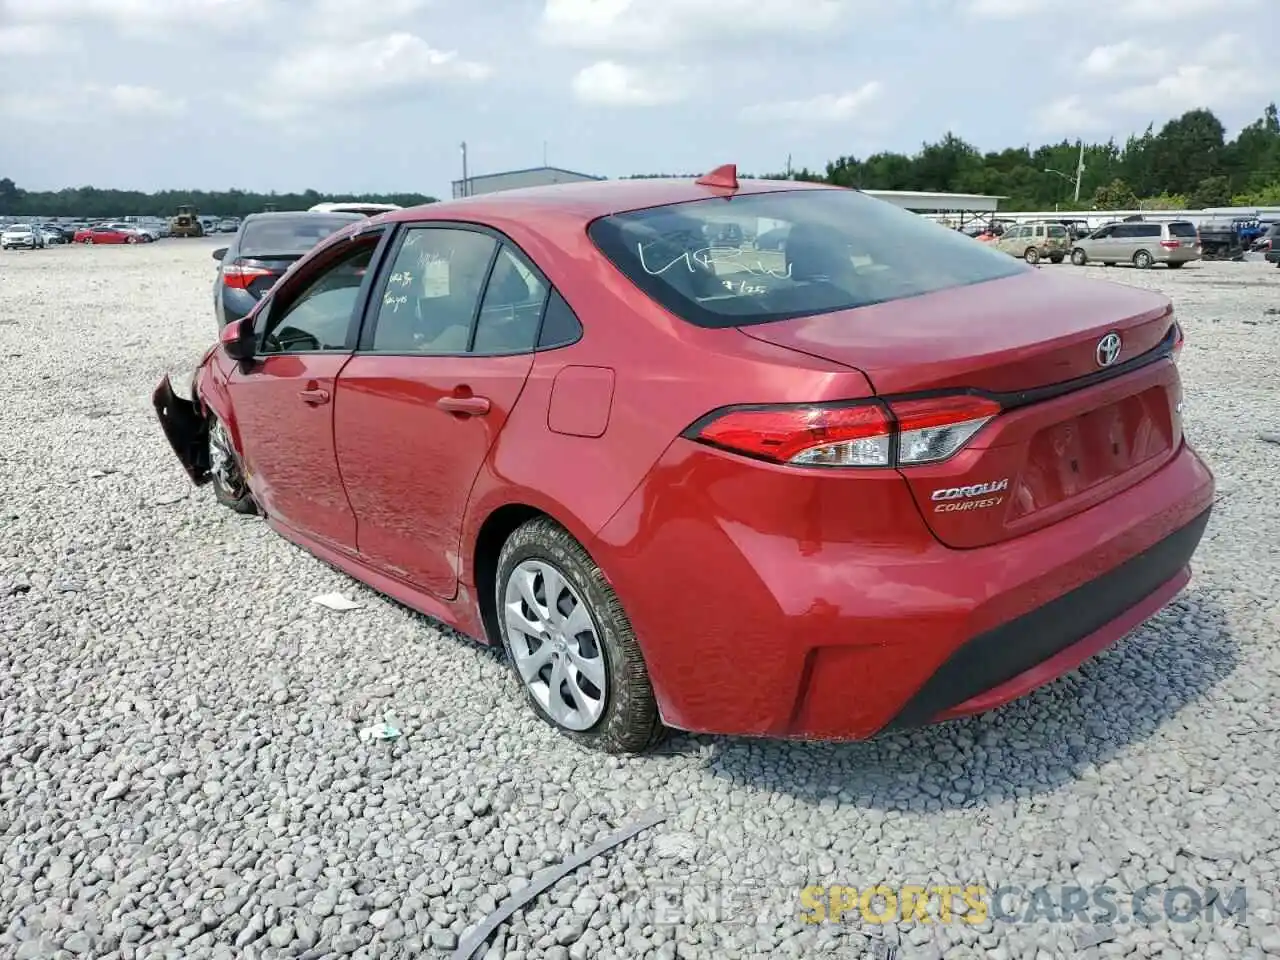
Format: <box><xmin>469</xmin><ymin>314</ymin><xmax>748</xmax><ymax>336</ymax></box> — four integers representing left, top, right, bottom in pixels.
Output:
<box><xmin>298</xmin><ymin>387</ymin><xmax>330</xmax><ymax>405</ymax></box>
<box><xmin>437</xmin><ymin>395</ymin><xmax>491</xmax><ymax>416</ymax></box>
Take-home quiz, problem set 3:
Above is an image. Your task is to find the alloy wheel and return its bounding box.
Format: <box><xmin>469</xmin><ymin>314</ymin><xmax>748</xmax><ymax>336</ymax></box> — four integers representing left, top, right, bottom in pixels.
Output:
<box><xmin>503</xmin><ymin>558</ymin><xmax>607</xmax><ymax>731</ymax></box>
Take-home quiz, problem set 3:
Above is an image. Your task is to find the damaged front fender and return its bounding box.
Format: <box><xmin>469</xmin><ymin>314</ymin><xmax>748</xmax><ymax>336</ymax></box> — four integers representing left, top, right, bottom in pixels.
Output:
<box><xmin>152</xmin><ymin>373</ymin><xmax>211</xmax><ymax>485</ymax></box>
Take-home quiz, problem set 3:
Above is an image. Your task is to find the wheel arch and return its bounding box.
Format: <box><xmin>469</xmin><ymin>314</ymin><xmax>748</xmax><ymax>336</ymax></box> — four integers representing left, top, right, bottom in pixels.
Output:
<box><xmin>468</xmin><ymin>497</ymin><xmax>603</xmax><ymax>647</ymax></box>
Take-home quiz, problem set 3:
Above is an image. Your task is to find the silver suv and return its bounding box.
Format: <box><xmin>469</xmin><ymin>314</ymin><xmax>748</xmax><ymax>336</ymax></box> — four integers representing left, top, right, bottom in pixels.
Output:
<box><xmin>1070</xmin><ymin>220</ymin><xmax>1200</xmax><ymax>269</ymax></box>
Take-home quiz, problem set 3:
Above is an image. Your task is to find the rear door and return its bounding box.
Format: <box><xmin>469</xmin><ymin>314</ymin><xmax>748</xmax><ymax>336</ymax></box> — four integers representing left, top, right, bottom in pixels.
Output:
<box><xmin>334</xmin><ymin>224</ymin><xmax>548</xmax><ymax>598</ymax></box>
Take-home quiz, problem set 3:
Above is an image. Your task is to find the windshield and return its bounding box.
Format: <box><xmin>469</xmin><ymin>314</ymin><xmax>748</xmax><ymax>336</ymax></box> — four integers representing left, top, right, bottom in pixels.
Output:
<box><xmin>588</xmin><ymin>188</ymin><xmax>1029</xmax><ymax>328</ymax></box>
<box><xmin>240</xmin><ymin>215</ymin><xmax>361</xmax><ymax>256</ymax></box>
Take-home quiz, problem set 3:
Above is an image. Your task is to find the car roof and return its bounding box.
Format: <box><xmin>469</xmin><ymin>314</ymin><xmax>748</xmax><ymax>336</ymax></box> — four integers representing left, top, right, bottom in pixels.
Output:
<box><xmin>382</xmin><ymin>176</ymin><xmax>837</xmax><ymax>227</ymax></box>
<box><xmin>243</xmin><ymin>211</ymin><xmax>365</xmax><ymax>223</ymax></box>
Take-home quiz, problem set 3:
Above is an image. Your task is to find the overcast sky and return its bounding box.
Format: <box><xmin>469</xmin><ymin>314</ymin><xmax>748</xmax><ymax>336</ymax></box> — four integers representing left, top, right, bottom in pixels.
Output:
<box><xmin>1</xmin><ymin>0</ymin><xmax>1275</xmax><ymax>197</ymax></box>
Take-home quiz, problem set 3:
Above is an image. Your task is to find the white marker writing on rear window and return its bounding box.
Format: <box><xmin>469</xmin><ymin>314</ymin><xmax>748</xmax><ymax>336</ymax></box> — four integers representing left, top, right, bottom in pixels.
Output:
<box><xmin>636</xmin><ymin>244</ymin><xmax>791</xmax><ymax>280</ymax></box>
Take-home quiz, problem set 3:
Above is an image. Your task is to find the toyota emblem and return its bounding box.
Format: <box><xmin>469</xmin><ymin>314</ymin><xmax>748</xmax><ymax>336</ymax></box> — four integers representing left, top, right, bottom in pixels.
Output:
<box><xmin>1096</xmin><ymin>332</ymin><xmax>1122</xmax><ymax>367</ymax></box>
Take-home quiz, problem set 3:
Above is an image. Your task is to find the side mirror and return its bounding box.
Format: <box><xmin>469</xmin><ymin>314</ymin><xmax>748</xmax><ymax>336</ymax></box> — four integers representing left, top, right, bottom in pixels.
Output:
<box><xmin>220</xmin><ymin>318</ymin><xmax>255</xmax><ymax>362</ymax></box>
<box><xmin>212</xmin><ymin>247</ymin><xmax>227</xmax><ymax>261</ymax></box>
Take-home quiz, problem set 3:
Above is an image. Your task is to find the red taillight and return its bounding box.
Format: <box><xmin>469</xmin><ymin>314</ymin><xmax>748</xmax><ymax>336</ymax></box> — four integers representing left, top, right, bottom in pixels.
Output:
<box><xmin>686</xmin><ymin>394</ymin><xmax>1001</xmax><ymax>468</ymax></box>
<box><xmin>222</xmin><ymin>261</ymin><xmax>276</xmax><ymax>290</ymax></box>
<box><xmin>1160</xmin><ymin>240</ymin><xmax>1179</xmax><ymax>249</ymax></box>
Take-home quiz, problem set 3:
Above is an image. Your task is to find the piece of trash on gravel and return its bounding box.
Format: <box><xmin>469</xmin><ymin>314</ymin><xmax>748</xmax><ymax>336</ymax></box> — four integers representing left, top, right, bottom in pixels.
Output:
<box><xmin>452</xmin><ymin>808</ymin><xmax>666</xmax><ymax>960</ymax></box>
<box><xmin>1258</xmin><ymin>432</ymin><xmax>1280</xmax><ymax>445</ymax></box>
<box><xmin>153</xmin><ymin>491</ymin><xmax>189</xmax><ymax>505</ymax></box>
<box><xmin>358</xmin><ymin>718</ymin><xmax>402</xmax><ymax>742</ymax></box>
<box><xmin>313</xmin><ymin>592</ymin><xmax>362</xmax><ymax>611</ymax></box>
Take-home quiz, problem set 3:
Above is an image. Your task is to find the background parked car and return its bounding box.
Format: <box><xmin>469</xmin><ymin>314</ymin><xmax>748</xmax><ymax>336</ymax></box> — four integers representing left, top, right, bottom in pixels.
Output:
<box><xmin>993</xmin><ymin>221</ymin><xmax>1068</xmax><ymax>263</ymax></box>
<box><xmin>1</xmin><ymin>223</ymin><xmax>45</xmax><ymax>250</ymax></box>
<box><xmin>212</xmin><ymin>210</ymin><xmax>364</xmax><ymax>328</ymax></box>
<box><xmin>1070</xmin><ymin>220</ymin><xmax>1200</xmax><ymax>269</ymax></box>
<box><xmin>74</xmin><ymin>225</ymin><xmax>141</xmax><ymax>244</ymax></box>
<box><xmin>105</xmin><ymin>221</ymin><xmax>156</xmax><ymax>242</ymax></box>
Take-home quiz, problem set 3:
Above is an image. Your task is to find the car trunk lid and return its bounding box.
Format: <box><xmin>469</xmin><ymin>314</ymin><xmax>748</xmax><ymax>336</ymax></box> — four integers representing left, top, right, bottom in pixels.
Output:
<box><xmin>738</xmin><ymin>271</ymin><xmax>1183</xmax><ymax>547</ymax></box>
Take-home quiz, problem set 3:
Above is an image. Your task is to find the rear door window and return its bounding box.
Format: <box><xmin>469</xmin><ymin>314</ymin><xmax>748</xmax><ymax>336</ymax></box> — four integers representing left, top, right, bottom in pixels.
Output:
<box><xmin>588</xmin><ymin>188</ymin><xmax>1028</xmax><ymax>328</ymax></box>
<box><xmin>1047</xmin><ymin>225</ymin><xmax>1067</xmax><ymax>238</ymax></box>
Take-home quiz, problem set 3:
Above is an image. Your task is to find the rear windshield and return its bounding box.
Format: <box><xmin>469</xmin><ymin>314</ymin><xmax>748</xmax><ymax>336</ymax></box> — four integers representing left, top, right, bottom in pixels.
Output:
<box><xmin>1047</xmin><ymin>225</ymin><xmax>1067</xmax><ymax>238</ymax></box>
<box><xmin>1168</xmin><ymin>222</ymin><xmax>1198</xmax><ymax>238</ymax></box>
<box><xmin>587</xmin><ymin>189</ymin><xmax>1028</xmax><ymax>328</ymax></box>
<box><xmin>240</xmin><ymin>215</ymin><xmax>362</xmax><ymax>256</ymax></box>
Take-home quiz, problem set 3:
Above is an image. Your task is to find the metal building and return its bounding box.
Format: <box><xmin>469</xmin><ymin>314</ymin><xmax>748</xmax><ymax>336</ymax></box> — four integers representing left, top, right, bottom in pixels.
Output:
<box><xmin>452</xmin><ymin>166</ymin><xmax>605</xmax><ymax>199</ymax></box>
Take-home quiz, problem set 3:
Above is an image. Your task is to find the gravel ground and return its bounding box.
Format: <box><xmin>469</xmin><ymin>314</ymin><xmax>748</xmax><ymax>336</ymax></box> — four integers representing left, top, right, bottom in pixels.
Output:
<box><xmin>1</xmin><ymin>242</ymin><xmax>1279</xmax><ymax>960</ymax></box>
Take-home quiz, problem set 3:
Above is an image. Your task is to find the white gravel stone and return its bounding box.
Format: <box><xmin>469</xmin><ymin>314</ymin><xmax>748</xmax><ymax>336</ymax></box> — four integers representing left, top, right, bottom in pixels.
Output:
<box><xmin>1</xmin><ymin>244</ymin><xmax>1278</xmax><ymax>959</ymax></box>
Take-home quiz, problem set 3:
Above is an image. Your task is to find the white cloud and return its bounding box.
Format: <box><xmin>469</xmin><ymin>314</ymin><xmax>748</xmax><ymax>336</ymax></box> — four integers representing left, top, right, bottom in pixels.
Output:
<box><xmin>0</xmin><ymin>23</ymin><xmax>61</xmax><ymax>55</ymax></box>
<box><xmin>740</xmin><ymin>82</ymin><xmax>882</xmax><ymax>124</ymax></box>
<box><xmin>252</xmin><ymin>33</ymin><xmax>490</xmax><ymax>117</ymax></box>
<box><xmin>303</xmin><ymin>0</ymin><xmax>433</xmax><ymax>39</ymax></box>
<box><xmin>88</xmin><ymin>84</ymin><xmax>186</xmax><ymax>117</ymax></box>
<box><xmin>0</xmin><ymin>83</ymin><xmax>185</xmax><ymax>121</ymax></box>
<box><xmin>1114</xmin><ymin>0</ymin><xmax>1255</xmax><ymax>18</ymax></box>
<box><xmin>571</xmin><ymin>61</ymin><xmax>687</xmax><ymax>107</ymax></box>
<box><xmin>1081</xmin><ymin>40</ymin><xmax>1168</xmax><ymax>78</ymax></box>
<box><xmin>1034</xmin><ymin>95</ymin><xmax>1105</xmax><ymax>134</ymax></box>
<box><xmin>540</xmin><ymin>0</ymin><xmax>853</xmax><ymax>50</ymax></box>
<box><xmin>1</xmin><ymin>0</ymin><xmax>269</xmax><ymax>34</ymax></box>
<box><xmin>1110</xmin><ymin>34</ymin><xmax>1254</xmax><ymax>115</ymax></box>
<box><xmin>966</xmin><ymin>0</ymin><xmax>1047</xmax><ymax>18</ymax></box>
<box><xmin>969</xmin><ymin>0</ymin><xmax>1254</xmax><ymax>17</ymax></box>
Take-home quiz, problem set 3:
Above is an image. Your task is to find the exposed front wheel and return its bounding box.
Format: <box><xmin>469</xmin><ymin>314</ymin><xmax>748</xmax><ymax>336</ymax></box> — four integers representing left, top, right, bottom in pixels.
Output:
<box><xmin>208</xmin><ymin>415</ymin><xmax>258</xmax><ymax>514</ymax></box>
<box><xmin>1071</xmin><ymin>248</ymin><xmax>1088</xmax><ymax>266</ymax></box>
<box><xmin>496</xmin><ymin>517</ymin><xmax>664</xmax><ymax>754</ymax></box>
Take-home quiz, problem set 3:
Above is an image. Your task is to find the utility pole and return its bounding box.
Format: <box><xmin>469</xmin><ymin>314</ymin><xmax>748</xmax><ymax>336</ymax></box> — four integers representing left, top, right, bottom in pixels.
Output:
<box><xmin>460</xmin><ymin>141</ymin><xmax>469</xmax><ymax>198</ymax></box>
<box><xmin>785</xmin><ymin>153</ymin><xmax>792</xmax><ymax>179</ymax></box>
<box><xmin>1073</xmin><ymin>140</ymin><xmax>1085</xmax><ymax>205</ymax></box>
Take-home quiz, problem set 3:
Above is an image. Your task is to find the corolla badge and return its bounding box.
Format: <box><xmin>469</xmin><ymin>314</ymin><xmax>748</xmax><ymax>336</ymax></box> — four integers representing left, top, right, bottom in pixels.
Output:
<box><xmin>930</xmin><ymin>479</ymin><xmax>1010</xmax><ymax>513</ymax></box>
<box><xmin>1096</xmin><ymin>332</ymin><xmax>1123</xmax><ymax>367</ymax></box>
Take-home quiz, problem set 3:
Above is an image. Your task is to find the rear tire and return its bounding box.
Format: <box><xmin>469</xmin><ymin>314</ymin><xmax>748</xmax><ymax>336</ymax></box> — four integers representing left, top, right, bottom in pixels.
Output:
<box><xmin>1133</xmin><ymin>249</ymin><xmax>1153</xmax><ymax>269</ymax></box>
<box><xmin>1166</xmin><ymin>261</ymin><xmax>1185</xmax><ymax>269</ymax></box>
<box><xmin>1050</xmin><ymin>254</ymin><xmax>1064</xmax><ymax>264</ymax></box>
<box><xmin>496</xmin><ymin>517</ymin><xmax>664</xmax><ymax>754</ymax></box>
<box><xmin>1071</xmin><ymin>248</ymin><xmax>1088</xmax><ymax>266</ymax></box>
<box><xmin>1024</xmin><ymin>247</ymin><xmax>1040</xmax><ymax>264</ymax></box>
<box><xmin>208</xmin><ymin>415</ymin><xmax>258</xmax><ymax>515</ymax></box>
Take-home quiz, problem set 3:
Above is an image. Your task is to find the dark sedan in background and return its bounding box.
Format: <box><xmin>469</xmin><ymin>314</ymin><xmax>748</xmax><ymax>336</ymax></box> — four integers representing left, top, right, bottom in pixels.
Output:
<box><xmin>212</xmin><ymin>211</ymin><xmax>364</xmax><ymax>328</ymax></box>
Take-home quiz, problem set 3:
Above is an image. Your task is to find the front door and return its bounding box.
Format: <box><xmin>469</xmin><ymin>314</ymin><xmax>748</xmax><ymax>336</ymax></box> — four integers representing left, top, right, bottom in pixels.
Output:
<box><xmin>335</xmin><ymin>226</ymin><xmax>549</xmax><ymax>598</ymax></box>
<box><xmin>231</xmin><ymin>235</ymin><xmax>382</xmax><ymax>552</ymax></box>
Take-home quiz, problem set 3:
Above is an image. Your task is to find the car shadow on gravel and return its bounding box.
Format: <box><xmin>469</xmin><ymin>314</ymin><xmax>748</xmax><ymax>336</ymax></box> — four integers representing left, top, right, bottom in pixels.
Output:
<box><xmin>695</xmin><ymin>591</ymin><xmax>1238</xmax><ymax>809</ymax></box>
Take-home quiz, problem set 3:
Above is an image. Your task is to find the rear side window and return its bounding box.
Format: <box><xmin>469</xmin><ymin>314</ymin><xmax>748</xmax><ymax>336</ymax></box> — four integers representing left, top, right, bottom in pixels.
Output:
<box><xmin>1168</xmin><ymin>222</ymin><xmax>1198</xmax><ymax>238</ymax></box>
<box><xmin>588</xmin><ymin>189</ymin><xmax>1028</xmax><ymax>328</ymax></box>
<box><xmin>240</xmin><ymin>215</ymin><xmax>362</xmax><ymax>256</ymax></box>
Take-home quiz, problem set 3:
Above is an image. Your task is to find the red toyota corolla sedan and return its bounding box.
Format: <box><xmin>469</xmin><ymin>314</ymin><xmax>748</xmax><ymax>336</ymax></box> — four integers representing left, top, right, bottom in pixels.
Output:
<box><xmin>153</xmin><ymin>168</ymin><xmax>1214</xmax><ymax>754</ymax></box>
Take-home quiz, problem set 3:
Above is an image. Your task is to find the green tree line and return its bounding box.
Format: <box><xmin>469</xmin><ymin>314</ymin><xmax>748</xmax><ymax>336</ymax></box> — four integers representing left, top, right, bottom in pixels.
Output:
<box><xmin>0</xmin><ymin>183</ymin><xmax>437</xmax><ymax>219</ymax></box>
<box><xmin>5</xmin><ymin>103</ymin><xmax>1279</xmax><ymax>218</ymax></box>
<box><xmin>631</xmin><ymin>103</ymin><xmax>1280</xmax><ymax>211</ymax></box>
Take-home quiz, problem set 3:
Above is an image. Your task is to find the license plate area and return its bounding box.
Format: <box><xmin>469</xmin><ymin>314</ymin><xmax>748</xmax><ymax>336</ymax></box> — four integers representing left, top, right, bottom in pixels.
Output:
<box><xmin>1011</xmin><ymin>386</ymin><xmax>1173</xmax><ymax>520</ymax></box>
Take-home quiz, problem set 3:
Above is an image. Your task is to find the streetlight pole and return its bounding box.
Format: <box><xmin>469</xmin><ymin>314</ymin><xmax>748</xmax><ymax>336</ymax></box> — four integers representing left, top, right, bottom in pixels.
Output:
<box><xmin>1073</xmin><ymin>140</ymin><xmax>1085</xmax><ymax>205</ymax></box>
<box><xmin>460</xmin><ymin>141</ymin><xmax>469</xmax><ymax>198</ymax></box>
<box><xmin>1045</xmin><ymin>166</ymin><xmax>1081</xmax><ymax>206</ymax></box>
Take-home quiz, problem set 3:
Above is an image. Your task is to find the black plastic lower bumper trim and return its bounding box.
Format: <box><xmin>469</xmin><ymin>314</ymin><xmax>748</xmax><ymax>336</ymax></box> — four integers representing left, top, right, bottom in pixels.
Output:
<box><xmin>882</xmin><ymin>507</ymin><xmax>1212</xmax><ymax>731</ymax></box>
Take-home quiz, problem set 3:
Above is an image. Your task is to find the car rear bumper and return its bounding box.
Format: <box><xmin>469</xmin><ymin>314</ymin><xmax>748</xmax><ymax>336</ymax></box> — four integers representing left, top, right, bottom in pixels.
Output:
<box><xmin>593</xmin><ymin>438</ymin><xmax>1214</xmax><ymax>741</ymax></box>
